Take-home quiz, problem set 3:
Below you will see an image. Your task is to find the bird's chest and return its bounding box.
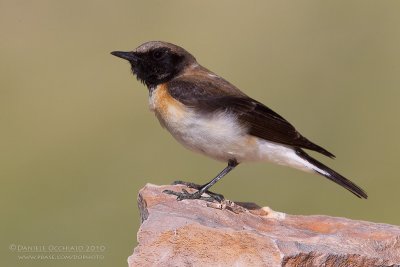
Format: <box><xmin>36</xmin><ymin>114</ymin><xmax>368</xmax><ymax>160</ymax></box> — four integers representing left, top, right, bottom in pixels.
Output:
<box><xmin>148</xmin><ymin>83</ymin><xmax>188</xmax><ymax>130</ymax></box>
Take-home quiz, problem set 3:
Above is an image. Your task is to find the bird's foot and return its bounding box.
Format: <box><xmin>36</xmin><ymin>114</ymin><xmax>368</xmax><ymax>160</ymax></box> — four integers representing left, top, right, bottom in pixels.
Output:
<box><xmin>171</xmin><ymin>180</ymin><xmax>202</xmax><ymax>189</ymax></box>
<box><xmin>163</xmin><ymin>189</ymin><xmax>206</xmax><ymax>201</ymax></box>
<box><xmin>163</xmin><ymin>181</ymin><xmax>224</xmax><ymax>203</ymax></box>
<box><xmin>170</xmin><ymin>180</ymin><xmax>224</xmax><ymax>202</ymax></box>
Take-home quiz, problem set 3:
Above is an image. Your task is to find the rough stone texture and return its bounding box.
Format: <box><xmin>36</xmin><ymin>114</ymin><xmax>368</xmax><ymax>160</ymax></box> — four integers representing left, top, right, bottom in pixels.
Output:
<box><xmin>128</xmin><ymin>184</ymin><xmax>400</xmax><ymax>267</ymax></box>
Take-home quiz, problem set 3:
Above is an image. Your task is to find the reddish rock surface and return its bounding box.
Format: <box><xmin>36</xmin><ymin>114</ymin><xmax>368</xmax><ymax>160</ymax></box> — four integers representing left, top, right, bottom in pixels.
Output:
<box><xmin>128</xmin><ymin>184</ymin><xmax>400</xmax><ymax>267</ymax></box>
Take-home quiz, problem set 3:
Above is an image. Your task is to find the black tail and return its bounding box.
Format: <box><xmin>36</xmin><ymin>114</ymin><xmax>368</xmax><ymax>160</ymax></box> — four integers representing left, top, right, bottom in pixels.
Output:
<box><xmin>295</xmin><ymin>148</ymin><xmax>368</xmax><ymax>199</ymax></box>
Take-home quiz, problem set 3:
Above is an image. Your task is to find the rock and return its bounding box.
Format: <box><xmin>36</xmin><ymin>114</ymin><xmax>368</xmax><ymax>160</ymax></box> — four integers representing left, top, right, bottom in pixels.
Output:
<box><xmin>128</xmin><ymin>184</ymin><xmax>400</xmax><ymax>267</ymax></box>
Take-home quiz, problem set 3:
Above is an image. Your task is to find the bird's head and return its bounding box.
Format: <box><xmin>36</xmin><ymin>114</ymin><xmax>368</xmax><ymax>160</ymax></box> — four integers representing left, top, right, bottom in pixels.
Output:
<box><xmin>111</xmin><ymin>41</ymin><xmax>196</xmax><ymax>89</ymax></box>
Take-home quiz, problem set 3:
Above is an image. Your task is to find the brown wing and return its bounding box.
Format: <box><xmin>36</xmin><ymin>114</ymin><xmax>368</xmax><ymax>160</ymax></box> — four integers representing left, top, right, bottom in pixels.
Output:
<box><xmin>167</xmin><ymin>75</ymin><xmax>335</xmax><ymax>158</ymax></box>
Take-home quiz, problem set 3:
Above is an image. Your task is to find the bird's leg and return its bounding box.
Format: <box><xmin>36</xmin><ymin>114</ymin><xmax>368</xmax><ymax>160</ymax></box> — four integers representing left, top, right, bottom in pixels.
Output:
<box><xmin>163</xmin><ymin>159</ymin><xmax>239</xmax><ymax>202</ymax></box>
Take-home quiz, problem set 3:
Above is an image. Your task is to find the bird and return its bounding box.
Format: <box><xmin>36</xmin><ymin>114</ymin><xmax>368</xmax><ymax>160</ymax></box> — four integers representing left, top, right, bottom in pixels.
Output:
<box><xmin>111</xmin><ymin>41</ymin><xmax>367</xmax><ymax>201</ymax></box>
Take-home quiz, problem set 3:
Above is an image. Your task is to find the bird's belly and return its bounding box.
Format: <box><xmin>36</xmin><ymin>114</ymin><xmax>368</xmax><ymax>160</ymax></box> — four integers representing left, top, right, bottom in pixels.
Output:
<box><xmin>164</xmin><ymin>111</ymin><xmax>253</xmax><ymax>162</ymax></box>
<box><xmin>149</xmin><ymin>84</ymin><xmax>260</xmax><ymax>162</ymax></box>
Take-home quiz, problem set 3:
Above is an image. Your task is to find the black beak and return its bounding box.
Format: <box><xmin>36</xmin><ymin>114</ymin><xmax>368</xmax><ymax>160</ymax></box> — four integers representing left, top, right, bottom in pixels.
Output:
<box><xmin>111</xmin><ymin>51</ymin><xmax>140</xmax><ymax>62</ymax></box>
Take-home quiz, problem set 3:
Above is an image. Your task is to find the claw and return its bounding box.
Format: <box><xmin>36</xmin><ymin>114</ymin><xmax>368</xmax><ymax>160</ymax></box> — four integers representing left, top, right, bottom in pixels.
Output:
<box><xmin>167</xmin><ymin>180</ymin><xmax>225</xmax><ymax>202</ymax></box>
<box><xmin>171</xmin><ymin>180</ymin><xmax>202</xmax><ymax>189</ymax></box>
<box><xmin>163</xmin><ymin>188</ymin><xmax>222</xmax><ymax>203</ymax></box>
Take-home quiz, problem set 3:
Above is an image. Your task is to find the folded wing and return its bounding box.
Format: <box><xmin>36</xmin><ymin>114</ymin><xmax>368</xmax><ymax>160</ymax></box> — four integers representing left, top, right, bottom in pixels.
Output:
<box><xmin>167</xmin><ymin>75</ymin><xmax>335</xmax><ymax>158</ymax></box>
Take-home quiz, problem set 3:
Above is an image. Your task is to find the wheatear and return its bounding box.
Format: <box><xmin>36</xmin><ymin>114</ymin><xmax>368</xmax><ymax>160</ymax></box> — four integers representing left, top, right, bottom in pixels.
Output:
<box><xmin>111</xmin><ymin>41</ymin><xmax>367</xmax><ymax>201</ymax></box>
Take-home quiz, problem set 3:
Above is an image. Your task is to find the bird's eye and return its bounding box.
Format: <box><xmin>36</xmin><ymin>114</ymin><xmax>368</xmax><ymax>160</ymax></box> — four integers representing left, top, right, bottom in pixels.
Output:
<box><xmin>152</xmin><ymin>50</ymin><xmax>165</xmax><ymax>60</ymax></box>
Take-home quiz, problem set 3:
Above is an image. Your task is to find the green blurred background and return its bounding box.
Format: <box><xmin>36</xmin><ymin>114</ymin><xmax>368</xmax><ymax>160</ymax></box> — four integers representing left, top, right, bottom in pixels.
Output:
<box><xmin>2</xmin><ymin>1</ymin><xmax>400</xmax><ymax>266</ymax></box>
